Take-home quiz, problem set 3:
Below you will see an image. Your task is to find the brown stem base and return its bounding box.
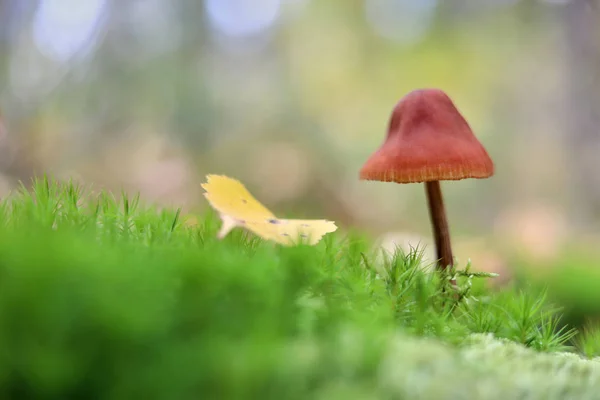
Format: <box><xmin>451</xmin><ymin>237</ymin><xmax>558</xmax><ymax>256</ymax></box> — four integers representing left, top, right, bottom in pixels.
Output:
<box><xmin>425</xmin><ymin>181</ymin><xmax>456</xmax><ymax>286</ymax></box>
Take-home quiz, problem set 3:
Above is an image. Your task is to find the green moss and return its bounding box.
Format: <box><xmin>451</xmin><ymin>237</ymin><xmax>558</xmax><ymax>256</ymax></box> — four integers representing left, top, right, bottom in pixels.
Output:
<box><xmin>0</xmin><ymin>176</ymin><xmax>597</xmax><ymax>398</ymax></box>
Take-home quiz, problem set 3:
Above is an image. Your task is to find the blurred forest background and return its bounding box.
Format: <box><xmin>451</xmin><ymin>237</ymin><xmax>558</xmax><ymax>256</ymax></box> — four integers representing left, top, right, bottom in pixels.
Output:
<box><xmin>0</xmin><ymin>0</ymin><xmax>599</xmax><ymax>277</ymax></box>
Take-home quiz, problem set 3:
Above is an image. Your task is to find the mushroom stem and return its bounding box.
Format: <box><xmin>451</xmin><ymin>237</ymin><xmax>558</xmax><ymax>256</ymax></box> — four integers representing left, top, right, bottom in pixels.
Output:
<box><xmin>425</xmin><ymin>181</ymin><xmax>456</xmax><ymax>284</ymax></box>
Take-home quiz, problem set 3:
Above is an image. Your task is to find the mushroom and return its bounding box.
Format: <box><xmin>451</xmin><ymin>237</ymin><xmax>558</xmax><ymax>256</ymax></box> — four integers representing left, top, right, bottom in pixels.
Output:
<box><xmin>360</xmin><ymin>89</ymin><xmax>494</xmax><ymax>280</ymax></box>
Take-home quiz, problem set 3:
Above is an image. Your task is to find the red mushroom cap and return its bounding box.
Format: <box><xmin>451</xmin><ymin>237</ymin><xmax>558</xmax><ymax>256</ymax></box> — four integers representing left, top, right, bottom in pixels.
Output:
<box><xmin>360</xmin><ymin>89</ymin><xmax>494</xmax><ymax>183</ymax></box>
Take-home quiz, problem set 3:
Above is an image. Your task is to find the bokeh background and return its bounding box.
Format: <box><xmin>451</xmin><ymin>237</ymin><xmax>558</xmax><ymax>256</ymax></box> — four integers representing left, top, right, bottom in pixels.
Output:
<box><xmin>0</xmin><ymin>0</ymin><xmax>598</xmax><ymax>280</ymax></box>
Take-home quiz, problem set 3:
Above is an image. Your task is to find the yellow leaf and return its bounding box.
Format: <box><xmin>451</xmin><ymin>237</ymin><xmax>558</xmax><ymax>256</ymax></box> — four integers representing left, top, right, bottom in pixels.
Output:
<box><xmin>201</xmin><ymin>175</ymin><xmax>275</xmax><ymax>221</ymax></box>
<box><xmin>245</xmin><ymin>218</ymin><xmax>337</xmax><ymax>246</ymax></box>
<box><xmin>201</xmin><ymin>175</ymin><xmax>337</xmax><ymax>246</ymax></box>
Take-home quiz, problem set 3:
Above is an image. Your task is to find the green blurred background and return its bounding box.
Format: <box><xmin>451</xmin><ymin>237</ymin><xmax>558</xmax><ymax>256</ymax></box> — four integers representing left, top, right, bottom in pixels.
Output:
<box><xmin>0</xmin><ymin>0</ymin><xmax>599</xmax><ymax>280</ymax></box>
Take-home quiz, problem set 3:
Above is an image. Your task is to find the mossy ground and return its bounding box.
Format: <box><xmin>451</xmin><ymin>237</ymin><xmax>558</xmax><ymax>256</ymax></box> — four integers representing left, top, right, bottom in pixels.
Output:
<box><xmin>0</xmin><ymin>177</ymin><xmax>599</xmax><ymax>399</ymax></box>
